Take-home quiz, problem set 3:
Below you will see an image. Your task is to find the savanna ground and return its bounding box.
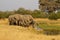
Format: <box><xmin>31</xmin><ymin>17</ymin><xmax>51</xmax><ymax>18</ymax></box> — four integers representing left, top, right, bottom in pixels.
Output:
<box><xmin>0</xmin><ymin>18</ymin><xmax>60</xmax><ymax>40</ymax></box>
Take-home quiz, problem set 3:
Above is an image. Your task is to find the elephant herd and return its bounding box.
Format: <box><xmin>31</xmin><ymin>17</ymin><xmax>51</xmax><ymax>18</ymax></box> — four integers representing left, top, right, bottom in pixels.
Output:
<box><xmin>8</xmin><ymin>14</ymin><xmax>36</xmax><ymax>28</ymax></box>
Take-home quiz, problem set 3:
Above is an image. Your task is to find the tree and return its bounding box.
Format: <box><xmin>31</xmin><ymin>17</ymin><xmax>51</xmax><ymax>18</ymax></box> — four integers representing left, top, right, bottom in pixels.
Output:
<box><xmin>25</xmin><ymin>10</ymin><xmax>32</xmax><ymax>15</ymax></box>
<box><xmin>16</xmin><ymin>8</ymin><xmax>26</xmax><ymax>14</ymax></box>
<box><xmin>31</xmin><ymin>10</ymin><xmax>47</xmax><ymax>18</ymax></box>
<box><xmin>32</xmin><ymin>10</ymin><xmax>41</xmax><ymax>18</ymax></box>
<box><xmin>39</xmin><ymin>0</ymin><xmax>60</xmax><ymax>13</ymax></box>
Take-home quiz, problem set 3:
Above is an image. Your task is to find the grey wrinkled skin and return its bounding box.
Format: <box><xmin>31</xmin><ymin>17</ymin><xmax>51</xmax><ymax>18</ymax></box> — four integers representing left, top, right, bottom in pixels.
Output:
<box><xmin>8</xmin><ymin>15</ymin><xmax>15</xmax><ymax>25</ymax></box>
<box><xmin>8</xmin><ymin>14</ymin><xmax>36</xmax><ymax>28</ymax></box>
<box><xmin>21</xmin><ymin>15</ymin><xmax>35</xmax><ymax>27</ymax></box>
<box><xmin>8</xmin><ymin>14</ymin><xmax>21</xmax><ymax>25</ymax></box>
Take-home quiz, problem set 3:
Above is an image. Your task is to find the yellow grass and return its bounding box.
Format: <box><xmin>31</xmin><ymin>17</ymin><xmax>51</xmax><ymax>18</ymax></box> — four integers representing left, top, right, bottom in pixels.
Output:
<box><xmin>34</xmin><ymin>18</ymin><xmax>60</xmax><ymax>26</ymax></box>
<box><xmin>0</xmin><ymin>18</ymin><xmax>60</xmax><ymax>40</ymax></box>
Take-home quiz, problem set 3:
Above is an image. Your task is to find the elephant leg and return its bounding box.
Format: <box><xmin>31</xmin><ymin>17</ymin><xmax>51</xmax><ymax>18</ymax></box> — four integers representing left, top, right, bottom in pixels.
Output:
<box><xmin>9</xmin><ymin>21</ymin><xmax>12</xmax><ymax>25</ymax></box>
<box><xmin>31</xmin><ymin>21</ymin><xmax>36</xmax><ymax>28</ymax></box>
<box><xmin>17</xmin><ymin>20</ymin><xmax>20</xmax><ymax>26</ymax></box>
<box><xmin>19</xmin><ymin>21</ymin><xmax>23</xmax><ymax>26</ymax></box>
<box><xmin>14</xmin><ymin>21</ymin><xmax>18</xmax><ymax>25</ymax></box>
<box><xmin>11</xmin><ymin>21</ymin><xmax>16</xmax><ymax>25</ymax></box>
<box><xmin>24</xmin><ymin>22</ymin><xmax>29</xmax><ymax>27</ymax></box>
<box><xmin>11</xmin><ymin>21</ymin><xmax>14</xmax><ymax>25</ymax></box>
<box><xmin>14</xmin><ymin>22</ymin><xmax>16</xmax><ymax>25</ymax></box>
<box><xmin>9</xmin><ymin>21</ymin><xmax>14</xmax><ymax>25</ymax></box>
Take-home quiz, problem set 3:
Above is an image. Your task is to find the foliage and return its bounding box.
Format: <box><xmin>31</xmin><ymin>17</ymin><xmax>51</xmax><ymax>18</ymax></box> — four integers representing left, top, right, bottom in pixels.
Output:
<box><xmin>31</xmin><ymin>10</ymin><xmax>48</xmax><ymax>18</ymax></box>
<box><xmin>31</xmin><ymin>10</ymin><xmax>41</xmax><ymax>18</ymax></box>
<box><xmin>39</xmin><ymin>0</ymin><xmax>60</xmax><ymax>13</ymax></box>
<box><xmin>16</xmin><ymin>8</ymin><xmax>26</xmax><ymax>14</ymax></box>
<box><xmin>0</xmin><ymin>7</ymin><xmax>60</xmax><ymax>20</ymax></box>
<box><xmin>57</xmin><ymin>11</ymin><xmax>60</xmax><ymax>19</ymax></box>
<box><xmin>16</xmin><ymin>8</ymin><xmax>33</xmax><ymax>15</ymax></box>
<box><xmin>48</xmin><ymin>13</ymin><xmax>58</xmax><ymax>20</ymax></box>
<box><xmin>0</xmin><ymin>11</ymin><xmax>12</xmax><ymax>19</ymax></box>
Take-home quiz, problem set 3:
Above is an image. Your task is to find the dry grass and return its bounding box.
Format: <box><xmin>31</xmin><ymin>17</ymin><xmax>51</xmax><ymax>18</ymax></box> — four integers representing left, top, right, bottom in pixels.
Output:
<box><xmin>0</xmin><ymin>18</ymin><xmax>60</xmax><ymax>40</ymax></box>
<box><xmin>34</xmin><ymin>18</ymin><xmax>60</xmax><ymax>26</ymax></box>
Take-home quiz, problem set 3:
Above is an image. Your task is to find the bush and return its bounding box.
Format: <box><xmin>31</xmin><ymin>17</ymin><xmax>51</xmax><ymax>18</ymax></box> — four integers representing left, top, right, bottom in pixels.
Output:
<box><xmin>56</xmin><ymin>11</ymin><xmax>60</xmax><ymax>19</ymax></box>
<box><xmin>4</xmin><ymin>13</ymin><xmax>11</xmax><ymax>18</ymax></box>
<box><xmin>31</xmin><ymin>10</ymin><xmax>48</xmax><ymax>18</ymax></box>
<box><xmin>0</xmin><ymin>13</ymin><xmax>5</xmax><ymax>19</ymax></box>
<box><xmin>48</xmin><ymin>13</ymin><xmax>58</xmax><ymax>20</ymax></box>
<box><xmin>0</xmin><ymin>13</ymin><xmax>11</xmax><ymax>19</ymax></box>
<box><xmin>31</xmin><ymin>12</ymin><xmax>41</xmax><ymax>18</ymax></box>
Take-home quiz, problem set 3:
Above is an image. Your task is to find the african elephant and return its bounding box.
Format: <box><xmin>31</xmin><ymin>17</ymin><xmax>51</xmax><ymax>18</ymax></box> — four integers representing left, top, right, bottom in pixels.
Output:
<box><xmin>18</xmin><ymin>15</ymin><xmax>35</xmax><ymax>27</ymax></box>
<box><xmin>8</xmin><ymin>14</ymin><xmax>21</xmax><ymax>25</ymax></box>
<box><xmin>8</xmin><ymin>14</ymin><xmax>27</xmax><ymax>26</ymax></box>
<box><xmin>8</xmin><ymin>15</ymin><xmax>15</xmax><ymax>25</ymax></box>
<box><xmin>8</xmin><ymin>14</ymin><xmax>36</xmax><ymax>28</ymax></box>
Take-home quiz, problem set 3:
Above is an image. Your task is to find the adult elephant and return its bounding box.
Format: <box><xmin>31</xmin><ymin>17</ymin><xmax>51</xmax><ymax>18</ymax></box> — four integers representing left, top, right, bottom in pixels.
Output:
<box><xmin>8</xmin><ymin>14</ymin><xmax>36</xmax><ymax>28</ymax></box>
<box><xmin>18</xmin><ymin>15</ymin><xmax>36</xmax><ymax>28</ymax></box>
<box><xmin>8</xmin><ymin>14</ymin><xmax>28</xmax><ymax>26</ymax></box>
<box><xmin>8</xmin><ymin>14</ymin><xmax>21</xmax><ymax>25</ymax></box>
<box><xmin>8</xmin><ymin>15</ymin><xmax>16</xmax><ymax>25</ymax></box>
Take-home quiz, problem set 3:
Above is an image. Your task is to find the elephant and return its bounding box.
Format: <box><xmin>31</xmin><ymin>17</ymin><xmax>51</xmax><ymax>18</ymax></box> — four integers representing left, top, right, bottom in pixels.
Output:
<box><xmin>8</xmin><ymin>15</ymin><xmax>15</xmax><ymax>25</ymax></box>
<box><xmin>8</xmin><ymin>14</ymin><xmax>21</xmax><ymax>25</ymax></box>
<box><xmin>8</xmin><ymin>14</ymin><xmax>36</xmax><ymax>28</ymax></box>
<box><xmin>18</xmin><ymin>15</ymin><xmax>35</xmax><ymax>27</ymax></box>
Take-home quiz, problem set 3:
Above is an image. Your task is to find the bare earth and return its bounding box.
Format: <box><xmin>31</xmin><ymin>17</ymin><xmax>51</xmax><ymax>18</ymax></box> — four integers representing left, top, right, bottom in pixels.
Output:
<box><xmin>0</xmin><ymin>19</ymin><xmax>60</xmax><ymax>40</ymax></box>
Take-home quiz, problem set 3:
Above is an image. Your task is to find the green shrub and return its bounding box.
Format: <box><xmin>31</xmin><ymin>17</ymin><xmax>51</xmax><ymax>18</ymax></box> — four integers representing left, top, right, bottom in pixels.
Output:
<box><xmin>31</xmin><ymin>11</ymin><xmax>48</xmax><ymax>18</ymax></box>
<box><xmin>4</xmin><ymin>13</ymin><xmax>11</xmax><ymax>18</ymax></box>
<box><xmin>48</xmin><ymin>13</ymin><xmax>58</xmax><ymax>20</ymax></box>
<box><xmin>0</xmin><ymin>13</ymin><xmax>5</xmax><ymax>19</ymax></box>
<box><xmin>56</xmin><ymin>11</ymin><xmax>60</xmax><ymax>19</ymax></box>
<box><xmin>0</xmin><ymin>13</ymin><xmax>11</xmax><ymax>19</ymax></box>
<box><xmin>31</xmin><ymin>12</ymin><xmax>41</xmax><ymax>18</ymax></box>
